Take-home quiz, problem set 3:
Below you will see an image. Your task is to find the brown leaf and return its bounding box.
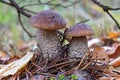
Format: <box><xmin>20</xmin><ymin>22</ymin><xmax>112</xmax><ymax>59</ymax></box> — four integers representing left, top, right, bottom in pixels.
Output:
<box><xmin>99</xmin><ymin>77</ymin><xmax>115</xmax><ymax>80</ymax></box>
<box><xmin>99</xmin><ymin>77</ymin><xmax>120</xmax><ymax>80</ymax></box>
<box><xmin>9</xmin><ymin>75</ymin><xmax>17</xmax><ymax>80</ymax></box>
<box><xmin>115</xmin><ymin>77</ymin><xmax>120</xmax><ymax>80</ymax></box>
<box><xmin>0</xmin><ymin>50</ymin><xmax>9</xmax><ymax>63</ymax></box>
<box><xmin>108</xmin><ymin>71</ymin><xmax>120</xmax><ymax>77</ymax></box>
<box><xmin>107</xmin><ymin>43</ymin><xmax>120</xmax><ymax>58</ymax></box>
<box><xmin>6</xmin><ymin>56</ymin><xmax>19</xmax><ymax>64</ymax></box>
<box><xmin>88</xmin><ymin>38</ymin><xmax>102</xmax><ymax>48</ymax></box>
<box><xmin>17</xmin><ymin>39</ymin><xmax>28</xmax><ymax>49</ymax></box>
<box><xmin>92</xmin><ymin>46</ymin><xmax>109</xmax><ymax>63</ymax></box>
<box><xmin>100</xmin><ymin>37</ymin><xmax>115</xmax><ymax>46</ymax></box>
<box><xmin>109</xmin><ymin>56</ymin><xmax>120</xmax><ymax>67</ymax></box>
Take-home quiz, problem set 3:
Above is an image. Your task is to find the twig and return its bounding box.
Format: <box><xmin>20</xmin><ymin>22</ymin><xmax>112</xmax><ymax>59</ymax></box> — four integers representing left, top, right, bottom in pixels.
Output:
<box><xmin>18</xmin><ymin>0</ymin><xmax>25</xmax><ymax>4</ymax></box>
<box><xmin>106</xmin><ymin>11</ymin><xmax>120</xmax><ymax>29</ymax></box>
<box><xmin>75</xmin><ymin>51</ymin><xmax>88</xmax><ymax>70</ymax></box>
<box><xmin>23</xmin><ymin>8</ymin><xmax>37</xmax><ymax>14</ymax></box>
<box><xmin>113</xmin><ymin>70</ymin><xmax>120</xmax><ymax>75</ymax></box>
<box><xmin>21</xmin><ymin>3</ymin><xmax>40</xmax><ymax>8</ymax></box>
<box><xmin>79</xmin><ymin>19</ymin><xmax>89</xmax><ymax>23</ymax></box>
<box><xmin>75</xmin><ymin>19</ymin><xmax>89</xmax><ymax>25</ymax></box>
<box><xmin>0</xmin><ymin>0</ymin><xmax>33</xmax><ymax>37</ymax></box>
<box><xmin>81</xmin><ymin>61</ymin><xmax>92</xmax><ymax>70</ymax></box>
<box><xmin>0</xmin><ymin>0</ymin><xmax>66</xmax><ymax>38</ymax></box>
<box><xmin>25</xmin><ymin>72</ymin><xmax>29</xmax><ymax>80</ymax></box>
<box><xmin>0</xmin><ymin>0</ymin><xmax>31</xmax><ymax>18</ymax></box>
<box><xmin>91</xmin><ymin>0</ymin><xmax>120</xmax><ymax>29</ymax></box>
<box><xmin>47</xmin><ymin>60</ymin><xmax>73</xmax><ymax>69</ymax></box>
<box><xmin>18</xmin><ymin>13</ymin><xmax>34</xmax><ymax>37</ymax></box>
<box><xmin>38</xmin><ymin>0</ymin><xmax>55</xmax><ymax>4</ymax></box>
<box><xmin>25</xmin><ymin>68</ymin><xmax>35</xmax><ymax>80</ymax></box>
<box><xmin>52</xmin><ymin>44</ymin><xmax>68</xmax><ymax>60</ymax></box>
<box><xmin>9</xmin><ymin>0</ymin><xmax>31</xmax><ymax>18</ymax></box>
<box><xmin>0</xmin><ymin>0</ymin><xmax>79</xmax><ymax>38</ymax></box>
<box><xmin>0</xmin><ymin>0</ymin><xmax>11</xmax><ymax>6</ymax></box>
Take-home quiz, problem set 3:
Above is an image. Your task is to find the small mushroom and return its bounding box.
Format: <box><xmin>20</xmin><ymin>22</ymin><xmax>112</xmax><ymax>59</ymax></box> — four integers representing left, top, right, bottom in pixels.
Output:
<box><xmin>65</xmin><ymin>23</ymin><xmax>94</xmax><ymax>58</ymax></box>
<box><xmin>29</xmin><ymin>10</ymin><xmax>66</xmax><ymax>59</ymax></box>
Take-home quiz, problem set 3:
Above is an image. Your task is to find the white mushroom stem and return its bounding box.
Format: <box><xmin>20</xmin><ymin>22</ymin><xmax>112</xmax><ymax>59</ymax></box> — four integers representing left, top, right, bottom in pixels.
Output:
<box><xmin>68</xmin><ymin>36</ymin><xmax>88</xmax><ymax>58</ymax></box>
<box><xmin>37</xmin><ymin>29</ymin><xmax>62</xmax><ymax>59</ymax></box>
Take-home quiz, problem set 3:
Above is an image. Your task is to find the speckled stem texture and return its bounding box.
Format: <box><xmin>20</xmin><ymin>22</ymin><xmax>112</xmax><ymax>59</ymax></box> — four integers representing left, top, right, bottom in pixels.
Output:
<box><xmin>68</xmin><ymin>36</ymin><xmax>88</xmax><ymax>58</ymax></box>
<box><xmin>37</xmin><ymin>29</ymin><xmax>62</xmax><ymax>59</ymax></box>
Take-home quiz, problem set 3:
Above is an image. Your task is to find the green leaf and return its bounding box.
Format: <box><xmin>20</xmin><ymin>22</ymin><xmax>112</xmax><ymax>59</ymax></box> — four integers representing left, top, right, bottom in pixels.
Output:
<box><xmin>71</xmin><ymin>74</ymin><xmax>78</xmax><ymax>80</ymax></box>
<box><xmin>50</xmin><ymin>77</ymin><xmax>55</xmax><ymax>80</ymax></box>
<box><xmin>58</xmin><ymin>75</ymin><xmax>65</xmax><ymax>80</ymax></box>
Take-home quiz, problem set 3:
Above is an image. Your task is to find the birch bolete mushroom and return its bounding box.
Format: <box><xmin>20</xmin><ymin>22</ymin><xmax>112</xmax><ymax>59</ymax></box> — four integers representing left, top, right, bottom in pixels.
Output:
<box><xmin>29</xmin><ymin>10</ymin><xmax>66</xmax><ymax>59</ymax></box>
<box><xmin>65</xmin><ymin>23</ymin><xmax>94</xmax><ymax>58</ymax></box>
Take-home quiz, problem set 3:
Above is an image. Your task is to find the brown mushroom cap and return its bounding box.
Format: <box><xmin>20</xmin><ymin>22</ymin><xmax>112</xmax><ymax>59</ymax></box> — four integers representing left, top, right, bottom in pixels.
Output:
<box><xmin>65</xmin><ymin>23</ymin><xmax>94</xmax><ymax>37</ymax></box>
<box><xmin>29</xmin><ymin>10</ymin><xmax>66</xmax><ymax>30</ymax></box>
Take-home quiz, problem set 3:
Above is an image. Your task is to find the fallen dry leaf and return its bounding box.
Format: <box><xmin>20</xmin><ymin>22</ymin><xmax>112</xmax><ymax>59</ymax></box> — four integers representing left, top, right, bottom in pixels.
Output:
<box><xmin>108</xmin><ymin>71</ymin><xmax>120</xmax><ymax>77</ymax></box>
<box><xmin>19</xmin><ymin>41</ymin><xmax>37</xmax><ymax>53</ymax></box>
<box><xmin>108</xmin><ymin>31</ymin><xmax>118</xmax><ymax>39</ymax></box>
<box><xmin>92</xmin><ymin>46</ymin><xmax>109</xmax><ymax>63</ymax></box>
<box><xmin>115</xmin><ymin>77</ymin><xmax>120</xmax><ymax>80</ymax></box>
<box><xmin>99</xmin><ymin>77</ymin><xmax>115</xmax><ymax>80</ymax></box>
<box><xmin>0</xmin><ymin>50</ymin><xmax>9</xmax><ymax>61</ymax></box>
<box><xmin>114</xmin><ymin>66</ymin><xmax>120</xmax><ymax>70</ymax></box>
<box><xmin>102</xmin><ymin>46</ymin><xmax>112</xmax><ymax>51</ymax></box>
<box><xmin>6</xmin><ymin>56</ymin><xmax>20</xmax><ymax>64</ymax></box>
<box><xmin>100</xmin><ymin>37</ymin><xmax>115</xmax><ymax>46</ymax></box>
<box><xmin>0</xmin><ymin>51</ymin><xmax>34</xmax><ymax>79</ymax></box>
<box><xmin>109</xmin><ymin>56</ymin><xmax>120</xmax><ymax>67</ymax></box>
<box><xmin>99</xmin><ymin>77</ymin><xmax>120</xmax><ymax>80</ymax></box>
<box><xmin>107</xmin><ymin>43</ymin><xmax>120</xmax><ymax>58</ymax></box>
<box><xmin>17</xmin><ymin>39</ymin><xmax>28</xmax><ymax>50</ymax></box>
<box><xmin>88</xmin><ymin>38</ymin><xmax>102</xmax><ymax>47</ymax></box>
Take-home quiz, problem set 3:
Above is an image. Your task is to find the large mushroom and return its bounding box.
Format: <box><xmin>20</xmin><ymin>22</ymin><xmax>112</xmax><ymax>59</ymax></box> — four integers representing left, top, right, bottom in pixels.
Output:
<box><xmin>29</xmin><ymin>10</ymin><xmax>66</xmax><ymax>59</ymax></box>
<box><xmin>65</xmin><ymin>23</ymin><xmax>94</xmax><ymax>58</ymax></box>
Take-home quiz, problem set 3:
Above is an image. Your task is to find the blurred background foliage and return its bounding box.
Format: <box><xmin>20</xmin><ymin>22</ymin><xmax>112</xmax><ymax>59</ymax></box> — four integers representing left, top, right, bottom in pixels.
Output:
<box><xmin>0</xmin><ymin>0</ymin><xmax>120</xmax><ymax>44</ymax></box>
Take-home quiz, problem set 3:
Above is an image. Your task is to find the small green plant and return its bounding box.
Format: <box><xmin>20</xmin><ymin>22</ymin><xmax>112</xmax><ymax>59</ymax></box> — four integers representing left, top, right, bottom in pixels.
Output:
<box><xmin>50</xmin><ymin>77</ymin><xmax>55</xmax><ymax>80</ymax></box>
<box><xmin>58</xmin><ymin>75</ymin><xmax>65</xmax><ymax>80</ymax></box>
<box><xmin>71</xmin><ymin>74</ymin><xmax>78</xmax><ymax>80</ymax></box>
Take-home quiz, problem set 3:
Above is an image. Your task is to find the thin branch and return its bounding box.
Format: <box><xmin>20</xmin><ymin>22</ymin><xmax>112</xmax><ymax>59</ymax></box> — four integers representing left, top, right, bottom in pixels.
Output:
<box><xmin>22</xmin><ymin>0</ymin><xmax>54</xmax><ymax>8</ymax></box>
<box><xmin>18</xmin><ymin>0</ymin><xmax>27</xmax><ymax>4</ymax></box>
<box><xmin>0</xmin><ymin>0</ymin><xmax>76</xmax><ymax>38</ymax></box>
<box><xmin>18</xmin><ymin>12</ymin><xmax>34</xmax><ymax>37</ymax></box>
<box><xmin>107</xmin><ymin>7</ymin><xmax>120</xmax><ymax>10</ymax></box>
<box><xmin>21</xmin><ymin>0</ymin><xmax>55</xmax><ymax>9</ymax></box>
<box><xmin>0</xmin><ymin>0</ymin><xmax>33</xmax><ymax>37</ymax></box>
<box><xmin>79</xmin><ymin>19</ymin><xmax>89</xmax><ymax>23</ymax></box>
<box><xmin>21</xmin><ymin>3</ymin><xmax>40</xmax><ymax>8</ymax></box>
<box><xmin>9</xmin><ymin>0</ymin><xmax>31</xmax><ymax>18</ymax></box>
<box><xmin>106</xmin><ymin>11</ymin><xmax>120</xmax><ymax>30</ymax></box>
<box><xmin>23</xmin><ymin>8</ymin><xmax>37</xmax><ymax>14</ymax></box>
<box><xmin>0</xmin><ymin>0</ymin><xmax>11</xmax><ymax>6</ymax></box>
<box><xmin>38</xmin><ymin>0</ymin><xmax>55</xmax><ymax>4</ymax></box>
<box><xmin>91</xmin><ymin>0</ymin><xmax>120</xmax><ymax>29</ymax></box>
<box><xmin>51</xmin><ymin>0</ymin><xmax>81</xmax><ymax>9</ymax></box>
